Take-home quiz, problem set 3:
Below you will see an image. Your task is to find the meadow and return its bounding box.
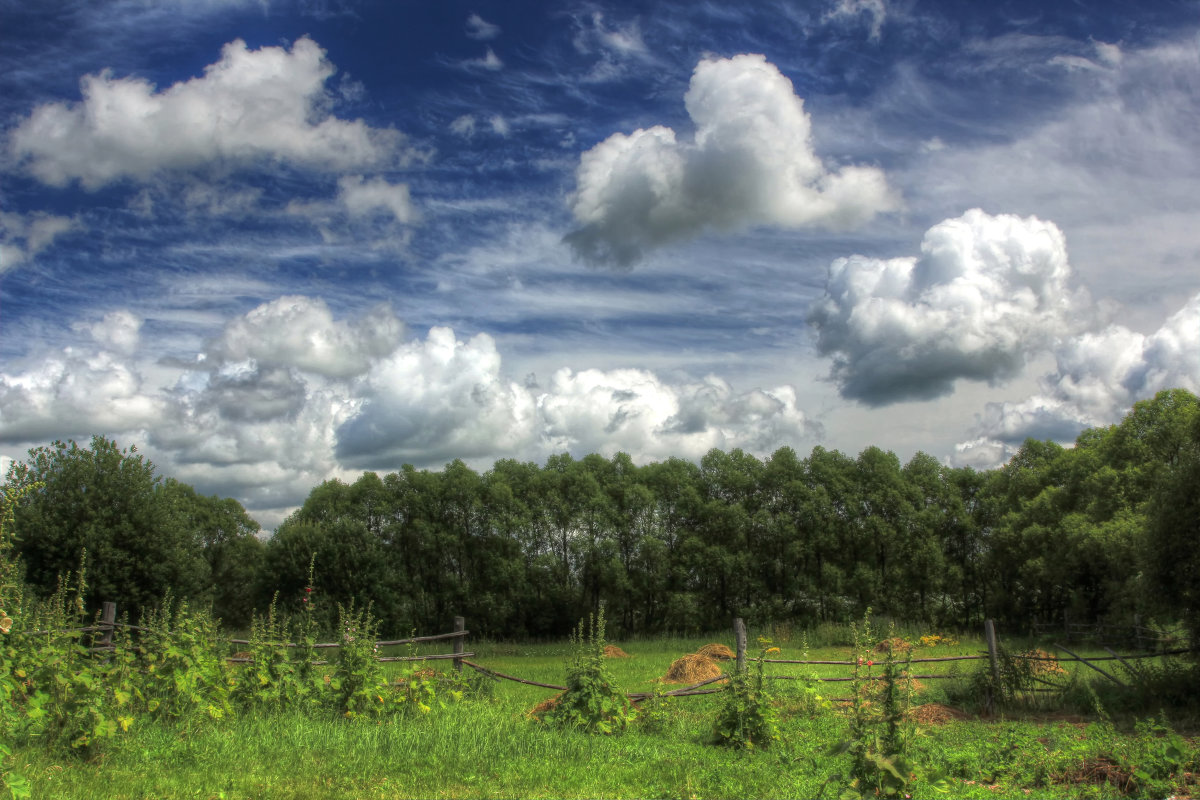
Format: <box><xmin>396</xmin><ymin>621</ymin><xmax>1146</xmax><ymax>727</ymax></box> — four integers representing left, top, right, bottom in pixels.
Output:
<box><xmin>8</xmin><ymin>621</ymin><xmax>1199</xmax><ymax>800</ymax></box>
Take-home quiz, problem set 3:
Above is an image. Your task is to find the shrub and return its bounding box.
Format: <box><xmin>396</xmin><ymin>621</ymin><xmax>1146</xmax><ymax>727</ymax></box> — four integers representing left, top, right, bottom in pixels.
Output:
<box><xmin>710</xmin><ymin>636</ymin><xmax>779</xmax><ymax>749</ymax></box>
<box><xmin>544</xmin><ymin>606</ymin><xmax>633</xmax><ymax>735</ymax></box>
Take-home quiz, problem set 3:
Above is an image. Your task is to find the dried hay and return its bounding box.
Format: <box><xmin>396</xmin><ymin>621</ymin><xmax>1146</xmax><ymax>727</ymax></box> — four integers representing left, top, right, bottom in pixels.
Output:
<box><xmin>696</xmin><ymin>643</ymin><xmax>735</xmax><ymax>661</ymax></box>
<box><xmin>1026</xmin><ymin>649</ymin><xmax>1067</xmax><ymax>677</ymax></box>
<box><xmin>1057</xmin><ymin>756</ymin><xmax>1136</xmax><ymax>794</ymax></box>
<box><xmin>527</xmin><ymin>692</ymin><xmax>562</xmax><ymax>720</ymax></box>
<box><xmin>907</xmin><ymin>703</ymin><xmax>971</xmax><ymax>725</ymax></box>
<box><xmin>664</xmin><ymin>653</ymin><xmax>723</xmax><ymax>684</ymax></box>
<box><xmin>603</xmin><ymin>644</ymin><xmax>631</xmax><ymax>658</ymax></box>
<box><xmin>874</xmin><ymin>637</ymin><xmax>913</xmax><ymax>654</ymax></box>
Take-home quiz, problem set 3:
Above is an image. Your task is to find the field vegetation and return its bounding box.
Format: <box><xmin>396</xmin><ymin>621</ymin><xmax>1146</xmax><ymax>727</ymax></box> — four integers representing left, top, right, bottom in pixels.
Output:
<box><xmin>2</xmin><ymin>389</ymin><xmax>1200</xmax><ymax>797</ymax></box>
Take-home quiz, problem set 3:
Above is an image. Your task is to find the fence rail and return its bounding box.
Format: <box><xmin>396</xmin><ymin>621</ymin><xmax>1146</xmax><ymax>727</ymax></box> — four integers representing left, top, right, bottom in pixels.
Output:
<box><xmin>23</xmin><ymin>602</ymin><xmax>1193</xmax><ymax>703</ymax></box>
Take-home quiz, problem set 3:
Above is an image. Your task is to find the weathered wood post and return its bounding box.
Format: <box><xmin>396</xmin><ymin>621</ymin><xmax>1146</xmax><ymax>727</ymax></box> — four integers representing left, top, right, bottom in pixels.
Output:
<box><xmin>99</xmin><ymin>601</ymin><xmax>117</xmax><ymax>650</ymax></box>
<box><xmin>453</xmin><ymin>616</ymin><xmax>465</xmax><ymax>673</ymax></box>
<box><xmin>984</xmin><ymin>618</ymin><xmax>1000</xmax><ymax>686</ymax></box>
<box><xmin>734</xmin><ymin>617</ymin><xmax>747</xmax><ymax>675</ymax></box>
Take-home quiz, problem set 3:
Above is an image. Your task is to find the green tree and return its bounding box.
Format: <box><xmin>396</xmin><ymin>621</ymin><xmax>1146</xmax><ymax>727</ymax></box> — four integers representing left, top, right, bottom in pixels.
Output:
<box><xmin>5</xmin><ymin>437</ymin><xmax>210</xmax><ymax>616</ymax></box>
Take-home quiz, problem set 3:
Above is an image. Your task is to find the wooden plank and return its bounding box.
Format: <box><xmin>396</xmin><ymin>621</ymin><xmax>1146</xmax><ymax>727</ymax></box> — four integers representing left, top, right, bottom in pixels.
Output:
<box><xmin>734</xmin><ymin>617</ymin><xmax>747</xmax><ymax>675</ymax></box>
<box><xmin>453</xmin><ymin>616</ymin><xmax>465</xmax><ymax>673</ymax></box>
<box><xmin>461</xmin><ymin>660</ymin><xmax>566</xmax><ymax>691</ymax></box>
<box><xmin>1052</xmin><ymin>643</ymin><xmax>1128</xmax><ymax>688</ymax></box>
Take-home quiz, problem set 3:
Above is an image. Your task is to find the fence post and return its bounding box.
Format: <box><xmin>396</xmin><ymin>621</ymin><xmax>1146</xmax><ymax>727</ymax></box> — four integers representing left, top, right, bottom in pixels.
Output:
<box><xmin>734</xmin><ymin>617</ymin><xmax>747</xmax><ymax>675</ymax></box>
<box><xmin>99</xmin><ymin>601</ymin><xmax>116</xmax><ymax>649</ymax></box>
<box><xmin>453</xmin><ymin>616</ymin><xmax>465</xmax><ymax>673</ymax></box>
<box><xmin>984</xmin><ymin>619</ymin><xmax>1000</xmax><ymax>686</ymax></box>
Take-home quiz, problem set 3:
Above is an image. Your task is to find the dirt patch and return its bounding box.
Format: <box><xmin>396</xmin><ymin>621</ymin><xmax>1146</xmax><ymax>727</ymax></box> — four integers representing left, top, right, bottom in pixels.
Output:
<box><xmin>696</xmin><ymin>643</ymin><xmax>734</xmax><ymax>661</ymax></box>
<box><xmin>664</xmin><ymin>653</ymin><xmax>723</xmax><ymax>683</ymax></box>
<box><xmin>603</xmin><ymin>645</ymin><xmax>631</xmax><ymax>658</ymax></box>
<box><xmin>527</xmin><ymin>692</ymin><xmax>562</xmax><ymax>720</ymax></box>
<box><xmin>908</xmin><ymin>703</ymin><xmax>971</xmax><ymax>725</ymax></box>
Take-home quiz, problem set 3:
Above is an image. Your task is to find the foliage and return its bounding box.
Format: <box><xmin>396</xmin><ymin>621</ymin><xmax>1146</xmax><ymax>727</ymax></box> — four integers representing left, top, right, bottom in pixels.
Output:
<box><xmin>544</xmin><ymin>606</ymin><xmax>633</xmax><ymax>735</ymax></box>
<box><xmin>3</xmin><ymin>436</ymin><xmax>259</xmax><ymax>623</ymax></box>
<box><xmin>710</xmin><ymin>636</ymin><xmax>779</xmax><ymax>749</ymax></box>
<box><xmin>829</xmin><ymin>617</ymin><xmax>944</xmax><ymax>799</ymax></box>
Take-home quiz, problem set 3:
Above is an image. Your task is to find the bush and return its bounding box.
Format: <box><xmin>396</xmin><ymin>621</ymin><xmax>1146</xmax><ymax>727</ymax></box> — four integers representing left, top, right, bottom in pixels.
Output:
<box><xmin>544</xmin><ymin>606</ymin><xmax>633</xmax><ymax>735</ymax></box>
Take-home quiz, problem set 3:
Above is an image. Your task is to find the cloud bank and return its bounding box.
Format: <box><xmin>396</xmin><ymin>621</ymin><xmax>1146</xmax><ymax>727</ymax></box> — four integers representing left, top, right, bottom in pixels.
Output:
<box><xmin>956</xmin><ymin>291</ymin><xmax>1200</xmax><ymax>466</ymax></box>
<box><xmin>808</xmin><ymin>209</ymin><xmax>1088</xmax><ymax>405</ymax></box>
<box><xmin>565</xmin><ymin>53</ymin><xmax>897</xmax><ymax>266</ymax></box>
<box><xmin>1</xmin><ymin>297</ymin><xmax>820</xmax><ymax>523</ymax></box>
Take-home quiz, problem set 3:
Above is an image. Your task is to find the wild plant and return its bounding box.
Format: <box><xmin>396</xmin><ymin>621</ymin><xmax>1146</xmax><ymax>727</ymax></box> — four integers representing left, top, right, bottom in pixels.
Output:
<box><xmin>710</xmin><ymin>636</ymin><xmax>779</xmax><ymax>749</ymax></box>
<box><xmin>545</xmin><ymin>605</ymin><xmax>633</xmax><ymax>735</ymax></box>
<box><xmin>329</xmin><ymin>601</ymin><xmax>387</xmax><ymax>718</ymax></box>
<box><xmin>136</xmin><ymin>597</ymin><xmax>231</xmax><ymax>724</ymax></box>
<box><xmin>0</xmin><ymin>483</ymin><xmax>33</xmax><ymax>799</ymax></box>
<box><xmin>232</xmin><ymin>594</ymin><xmax>300</xmax><ymax>711</ymax></box>
<box><xmin>635</xmin><ymin>683</ymin><xmax>677</xmax><ymax>734</ymax></box>
<box><xmin>830</xmin><ymin>616</ymin><xmax>943</xmax><ymax>798</ymax></box>
<box><xmin>17</xmin><ymin>566</ymin><xmax>131</xmax><ymax>756</ymax></box>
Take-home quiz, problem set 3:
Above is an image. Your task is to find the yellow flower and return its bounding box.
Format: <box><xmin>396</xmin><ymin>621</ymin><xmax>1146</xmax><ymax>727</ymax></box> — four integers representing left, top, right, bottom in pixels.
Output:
<box><xmin>0</xmin><ymin>616</ymin><xmax>12</xmax><ymax>634</ymax></box>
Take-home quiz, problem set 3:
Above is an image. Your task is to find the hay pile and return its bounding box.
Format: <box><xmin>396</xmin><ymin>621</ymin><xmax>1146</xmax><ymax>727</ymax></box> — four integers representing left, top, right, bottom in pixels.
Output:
<box><xmin>874</xmin><ymin>637</ymin><xmax>913</xmax><ymax>654</ymax></box>
<box><xmin>696</xmin><ymin>643</ymin><xmax>734</xmax><ymax>661</ymax></box>
<box><xmin>1027</xmin><ymin>649</ymin><xmax>1067</xmax><ymax>677</ymax></box>
<box><xmin>603</xmin><ymin>644</ymin><xmax>631</xmax><ymax>658</ymax></box>
<box><xmin>907</xmin><ymin>703</ymin><xmax>971</xmax><ymax>725</ymax></box>
<box><xmin>527</xmin><ymin>692</ymin><xmax>562</xmax><ymax>720</ymax></box>
<box><xmin>663</xmin><ymin>653</ymin><xmax>723</xmax><ymax>684</ymax></box>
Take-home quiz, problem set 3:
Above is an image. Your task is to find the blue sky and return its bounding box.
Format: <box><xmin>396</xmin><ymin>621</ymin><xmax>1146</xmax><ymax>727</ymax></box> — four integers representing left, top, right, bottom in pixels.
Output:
<box><xmin>2</xmin><ymin>0</ymin><xmax>1198</xmax><ymax>527</ymax></box>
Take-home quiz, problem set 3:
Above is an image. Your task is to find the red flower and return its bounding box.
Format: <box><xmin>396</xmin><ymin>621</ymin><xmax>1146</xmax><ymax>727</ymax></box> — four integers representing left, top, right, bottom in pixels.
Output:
<box><xmin>867</xmin><ymin>660</ymin><xmax>874</xmax><ymax>667</ymax></box>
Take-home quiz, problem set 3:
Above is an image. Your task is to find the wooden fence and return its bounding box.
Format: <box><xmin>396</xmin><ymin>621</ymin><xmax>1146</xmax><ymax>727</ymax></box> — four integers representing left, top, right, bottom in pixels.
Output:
<box><xmin>27</xmin><ymin>602</ymin><xmax>1194</xmax><ymax>705</ymax></box>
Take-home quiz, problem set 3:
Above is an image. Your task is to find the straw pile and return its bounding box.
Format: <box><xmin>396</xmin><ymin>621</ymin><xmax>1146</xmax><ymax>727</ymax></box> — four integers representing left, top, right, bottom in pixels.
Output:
<box><xmin>696</xmin><ymin>643</ymin><xmax>735</xmax><ymax>661</ymax></box>
<box><xmin>874</xmin><ymin>637</ymin><xmax>913</xmax><ymax>654</ymax></box>
<box><xmin>528</xmin><ymin>692</ymin><xmax>562</xmax><ymax>720</ymax></box>
<box><xmin>907</xmin><ymin>703</ymin><xmax>971</xmax><ymax>725</ymax></box>
<box><xmin>603</xmin><ymin>645</ymin><xmax>631</xmax><ymax>658</ymax></box>
<box><xmin>663</xmin><ymin>653</ymin><xmax>723</xmax><ymax>683</ymax></box>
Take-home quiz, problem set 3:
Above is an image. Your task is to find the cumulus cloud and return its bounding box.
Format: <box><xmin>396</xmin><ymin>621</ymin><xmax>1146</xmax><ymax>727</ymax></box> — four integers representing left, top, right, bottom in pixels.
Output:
<box><xmin>8</xmin><ymin>37</ymin><xmax>403</xmax><ymax>189</ymax></box>
<box><xmin>206</xmin><ymin>296</ymin><xmax>404</xmax><ymax>379</ymax></box>
<box><xmin>565</xmin><ymin>54</ymin><xmax>897</xmax><ymax>266</ymax></box>
<box><xmin>450</xmin><ymin>114</ymin><xmax>477</xmax><ymax>137</ymax></box>
<box><xmin>1</xmin><ymin>296</ymin><xmax>821</xmax><ymax>524</ymax></box>
<box><xmin>0</xmin><ymin>212</ymin><xmax>78</xmax><ymax>272</ymax></box>
<box><xmin>0</xmin><ymin>313</ymin><xmax>161</xmax><ymax>444</ymax></box>
<box><xmin>465</xmin><ymin>13</ymin><xmax>500</xmax><ymax>41</ymax></box>
<box><xmin>808</xmin><ymin>209</ymin><xmax>1088</xmax><ymax>405</ymax></box>
<box><xmin>958</xmin><ymin>291</ymin><xmax>1200</xmax><ymax>464</ymax></box>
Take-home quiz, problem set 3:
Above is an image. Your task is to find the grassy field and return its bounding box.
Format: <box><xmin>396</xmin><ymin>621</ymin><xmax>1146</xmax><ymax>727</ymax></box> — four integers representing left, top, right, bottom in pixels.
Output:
<box><xmin>11</xmin><ymin>629</ymin><xmax>1199</xmax><ymax>799</ymax></box>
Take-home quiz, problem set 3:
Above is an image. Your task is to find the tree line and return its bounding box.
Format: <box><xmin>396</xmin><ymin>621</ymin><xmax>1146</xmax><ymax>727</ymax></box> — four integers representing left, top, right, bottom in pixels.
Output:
<box><xmin>4</xmin><ymin>389</ymin><xmax>1198</xmax><ymax>644</ymax></box>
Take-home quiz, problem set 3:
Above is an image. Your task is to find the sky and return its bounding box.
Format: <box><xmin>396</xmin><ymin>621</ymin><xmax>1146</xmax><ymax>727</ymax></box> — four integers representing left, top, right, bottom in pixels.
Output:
<box><xmin>2</xmin><ymin>0</ymin><xmax>1199</xmax><ymax>529</ymax></box>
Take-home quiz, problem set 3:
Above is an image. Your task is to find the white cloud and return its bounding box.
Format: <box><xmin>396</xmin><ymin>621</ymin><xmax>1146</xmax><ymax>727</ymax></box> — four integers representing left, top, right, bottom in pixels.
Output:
<box><xmin>0</xmin><ymin>345</ymin><xmax>161</xmax><ymax>445</ymax></box>
<box><xmin>0</xmin><ymin>212</ymin><xmax>78</xmax><ymax>272</ymax></box>
<box><xmin>565</xmin><ymin>54</ymin><xmax>898</xmax><ymax>265</ymax></box>
<box><xmin>489</xmin><ymin>115</ymin><xmax>510</xmax><ymax>136</ymax></box>
<box><xmin>336</xmin><ymin>175</ymin><xmax>416</xmax><ymax>224</ymax></box>
<box><xmin>1</xmin><ymin>296</ymin><xmax>821</xmax><ymax>524</ymax></box>
<box><xmin>808</xmin><ymin>209</ymin><xmax>1088</xmax><ymax>405</ymax></box>
<box><xmin>823</xmin><ymin>0</ymin><xmax>887</xmax><ymax>41</ymax></box>
<box><xmin>462</xmin><ymin>47</ymin><xmax>504</xmax><ymax>71</ymax></box>
<box><xmin>206</xmin><ymin>295</ymin><xmax>404</xmax><ymax>379</ymax></box>
<box><xmin>8</xmin><ymin>37</ymin><xmax>403</xmax><ymax>189</ymax></box>
<box><xmin>465</xmin><ymin>13</ymin><xmax>501</xmax><ymax>41</ymax></box>
<box><xmin>450</xmin><ymin>114</ymin><xmax>477</xmax><ymax>137</ymax></box>
<box><xmin>959</xmin><ymin>291</ymin><xmax>1200</xmax><ymax>462</ymax></box>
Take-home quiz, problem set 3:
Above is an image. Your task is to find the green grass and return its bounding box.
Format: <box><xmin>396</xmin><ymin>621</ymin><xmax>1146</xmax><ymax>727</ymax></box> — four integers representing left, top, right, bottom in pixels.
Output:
<box><xmin>11</xmin><ymin>633</ymin><xmax>1200</xmax><ymax>799</ymax></box>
